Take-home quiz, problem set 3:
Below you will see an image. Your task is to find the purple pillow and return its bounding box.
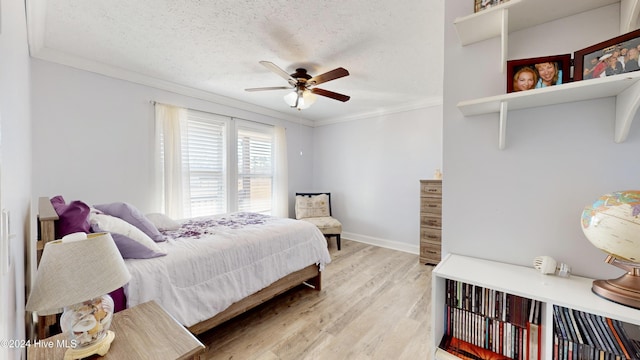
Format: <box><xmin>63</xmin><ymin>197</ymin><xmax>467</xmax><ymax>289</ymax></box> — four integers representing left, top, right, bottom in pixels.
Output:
<box><xmin>90</xmin><ymin>223</ymin><xmax>166</xmax><ymax>259</ymax></box>
<box><xmin>50</xmin><ymin>195</ymin><xmax>91</xmax><ymax>237</ymax></box>
<box><xmin>109</xmin><ymin>287</ymin><xmax>127</xmax><ymax>313</ymax></box>
<box><xmin>94</xmin><ymin>202</ymin><xmax>166</xmax><ymax>242</ymax></box>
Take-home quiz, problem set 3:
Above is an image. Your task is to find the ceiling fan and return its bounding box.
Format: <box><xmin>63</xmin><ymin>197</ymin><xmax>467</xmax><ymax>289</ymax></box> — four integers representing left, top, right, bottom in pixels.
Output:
<box><xmin>245</xmin><ymin>61</ymin><xmax>350</xmax><ymax>110</ymax></box>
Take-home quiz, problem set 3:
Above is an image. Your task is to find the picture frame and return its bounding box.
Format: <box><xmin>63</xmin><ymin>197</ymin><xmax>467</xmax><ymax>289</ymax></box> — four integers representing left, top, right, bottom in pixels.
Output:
<box><xmin>574</xmin><ymin>28</ymin><xmax>640</xmax><ymax>81</ymax></box>
<box><xmin>506</xmin><ymin>54</ymin><xmax>572</xmax><ymax>93</ymax></box>
<box><xmin>474</xmin><ymin>0</ymin><xmax>509</xmax><ymax>13</ymax></box>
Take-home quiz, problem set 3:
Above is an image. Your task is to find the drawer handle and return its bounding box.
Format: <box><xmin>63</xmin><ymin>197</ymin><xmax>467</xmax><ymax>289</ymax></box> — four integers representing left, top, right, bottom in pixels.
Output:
<box><xmin>427</xmin><ymin>235</ymin><xmax>438</xmax><ymax>239</ymax></box>
<box><xmin>427</xmin><ymin>250</ymin><xmax>438</xmax><ymax>254</ymax></box>
<box><xmin>428</xmin><ymin>204</ymin><xmax>438</xmax><ymax>207</ymax></box>
<box><xmin>428</xmin><ymin>189</ymin><xmax>438</xmax><ymax>192</ymax></box>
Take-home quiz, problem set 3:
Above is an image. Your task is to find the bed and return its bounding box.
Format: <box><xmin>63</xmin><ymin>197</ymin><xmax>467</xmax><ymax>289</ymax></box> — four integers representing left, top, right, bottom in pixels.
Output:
<box><xmin>35</xmin><ymin>196</ymin><xmax>332</xmax><ymax>338</ymax></box>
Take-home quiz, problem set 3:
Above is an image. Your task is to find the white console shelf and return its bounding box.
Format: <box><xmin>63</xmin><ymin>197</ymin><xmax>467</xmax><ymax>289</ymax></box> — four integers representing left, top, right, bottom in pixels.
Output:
<box><xmin>457</xmin><ymin>72</ymin><xmax>640</xmax><ymax>149</ymax></box>
<box><xmin>431</xmin><ymin>253</ymin><xmax>640</xmax><ymax>359</ymax></box>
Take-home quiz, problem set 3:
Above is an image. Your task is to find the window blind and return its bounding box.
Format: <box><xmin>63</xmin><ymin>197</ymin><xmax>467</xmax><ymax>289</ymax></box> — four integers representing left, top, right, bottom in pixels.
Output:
<box><xmin>183</xmin><ymin>110</ymin><xmax>227</xmax><ymax>217</ymax></box>
<box><xmin>236</xmin><ymin>124</ymin><xmax>274</xmax><ymax>214</ymax></box>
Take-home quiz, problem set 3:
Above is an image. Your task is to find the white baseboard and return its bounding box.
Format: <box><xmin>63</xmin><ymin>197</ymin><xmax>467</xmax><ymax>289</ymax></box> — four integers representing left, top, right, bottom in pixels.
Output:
<box><xmin>342</xmin><ymin>232</ymin><xmax>419</xmax><ymax>255</ymax></box>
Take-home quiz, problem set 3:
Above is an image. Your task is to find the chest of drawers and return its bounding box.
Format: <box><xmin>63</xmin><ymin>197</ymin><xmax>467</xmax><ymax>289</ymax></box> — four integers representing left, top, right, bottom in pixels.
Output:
<box><xmin>420</xmin><ymin>180</ymin><xmax>442</xmax><ymax>265</ymax></box>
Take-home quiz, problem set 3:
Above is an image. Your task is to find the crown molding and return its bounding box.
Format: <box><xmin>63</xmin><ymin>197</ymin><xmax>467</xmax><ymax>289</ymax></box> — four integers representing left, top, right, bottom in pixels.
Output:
<box><xmin>29</xmin><ymin>44</ymin><xmax>315</xmax><ymax>126</ymax></box>
<box><xmin>29</xmin><ymin>45</ymin><xmax>441</xmax><ymax>128</ymax></box>
<box><xmin>313</xmin><ymin>97</ymin><xmax>443</xmax><ymax>127</ymax></box>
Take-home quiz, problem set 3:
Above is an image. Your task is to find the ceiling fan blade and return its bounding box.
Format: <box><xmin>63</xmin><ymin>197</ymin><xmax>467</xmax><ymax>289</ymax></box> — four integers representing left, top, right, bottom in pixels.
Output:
<box><xmin>307</xmin><ymin>68</ymin><xmax>349</xmax><ymax>86</ymax></box>
<box><xmin>245</xmin><ymin>86</ymin><xmax>292</xmax><ymax>92</ymax></box>
<box><xmin>259</xmin><ymin>61</ymin><xmax>298</xmax><ymax>87</ymax></box>
<box><xmin>311</xmin><ymin>88</ymin><xmax>351</xmax><ymax>102</ymax></box>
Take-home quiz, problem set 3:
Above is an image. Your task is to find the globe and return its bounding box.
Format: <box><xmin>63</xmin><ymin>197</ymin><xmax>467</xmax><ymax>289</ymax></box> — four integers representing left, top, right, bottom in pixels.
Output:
<box><xmin>581</xmin><ymin>190</ymin><xmax>640</xmax><ymax>262</ymax></box>
<box><xmin>581</xmin><ymin>190</ymin><xmax>640</xmax><ymax>309</ymax></box>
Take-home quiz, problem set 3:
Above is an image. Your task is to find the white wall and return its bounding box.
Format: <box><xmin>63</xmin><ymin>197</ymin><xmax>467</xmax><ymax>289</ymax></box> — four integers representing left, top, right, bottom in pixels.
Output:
<box><xmin>311</xmin><ymin>105</ymin><xmax>443</xmax><ymax>253</ymax></box>
<box><xmin>31</xmin><ymin>60</ymin><xmax>314</xmax><ymax>215</ymax></box>
<box><xmin>0</xmin><ymin>0</ymin><xmax>33</xmax><ymax>359</ymax></box>
<box><xmin>443</xmin><ymin>1</ymin><xmax>640</xmax><ymax>279</ymax></box>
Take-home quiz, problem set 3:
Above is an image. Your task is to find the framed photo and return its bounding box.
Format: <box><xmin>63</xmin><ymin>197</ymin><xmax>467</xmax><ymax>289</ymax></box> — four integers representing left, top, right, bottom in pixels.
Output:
<box><xmin>474</xmin><ymin>0</ymin><xmax>509</xmax><ymax>13</ymax></box>
<box><xmin>574</xmin><ymin>29</ymin><xmax>640</xmax><ymax>81</ymax></box>
<box><xmin>506</xmin><ymin>54</ymin><xmax>572</xmax><ymax>93</ymax></box>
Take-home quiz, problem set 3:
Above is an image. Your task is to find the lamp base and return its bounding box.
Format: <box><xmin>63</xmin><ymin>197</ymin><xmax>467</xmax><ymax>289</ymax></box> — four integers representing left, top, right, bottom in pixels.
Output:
<box><xmin>64</xmin><ymin>330</ymin><xmax>115</xmax><ymax>360</ymax></box>
<box><xmin>592</xmin><ymin>273</ymin><xmax>640</xmax><ymax>309</ymax></box>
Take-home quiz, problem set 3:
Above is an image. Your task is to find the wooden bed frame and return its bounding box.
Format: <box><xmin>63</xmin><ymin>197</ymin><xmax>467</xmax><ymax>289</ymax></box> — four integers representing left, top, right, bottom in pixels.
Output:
<box><xmin>35</xmin><ymin>196</ymin><xmax>322</xmax><ymax>338</ymax></box>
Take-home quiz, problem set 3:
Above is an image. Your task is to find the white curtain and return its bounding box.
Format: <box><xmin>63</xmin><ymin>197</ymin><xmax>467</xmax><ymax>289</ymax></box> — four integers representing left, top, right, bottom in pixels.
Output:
<box><xmin>273</xmin><ymin>126</ymin><xmax>289</xmax><ymax>218</ymax></box>
<box><xmin>154</xmin><ymin>103</ymin><xmax>188</xmax><ymax>219</ymax></box>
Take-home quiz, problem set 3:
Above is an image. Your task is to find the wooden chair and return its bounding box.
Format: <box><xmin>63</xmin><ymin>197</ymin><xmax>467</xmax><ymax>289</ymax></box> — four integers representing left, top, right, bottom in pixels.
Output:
<box><xmin>295</xmin><ymin>193</ymin><xmax>342</xmax><ymax>250</ymax></box>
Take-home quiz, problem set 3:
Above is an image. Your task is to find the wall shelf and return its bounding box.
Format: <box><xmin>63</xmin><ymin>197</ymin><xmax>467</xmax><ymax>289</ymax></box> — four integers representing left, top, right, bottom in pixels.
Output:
<box><xmin>457</xmin><ymin>72</ymin><xmax>640</xmax><ymax>149</ymax></box>
<box><xmin>454</xmin><ymin>0</ymin><xmax>620</xmax><ymax>46</ymax></box>
<box><xmin>454</xmin><ymin>0</ymin><xmax>630</xmax><ymax>72</ymax></box>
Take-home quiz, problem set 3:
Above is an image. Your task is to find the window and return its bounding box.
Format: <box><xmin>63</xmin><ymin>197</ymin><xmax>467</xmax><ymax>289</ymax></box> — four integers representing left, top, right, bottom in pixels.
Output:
<box><xmin>156</xmin><ymin>104</ymin><xmax>276</xmax><ymax>217</ymax></box>
<box><xmin>236</xmin><ymin>123</ymin><xmax>274</xmax><ymax>214</ymax></box>
<box><xmin>183</xmin><ymin>111</ymin><xmax>227</xmax><ymax>217</ymax></box>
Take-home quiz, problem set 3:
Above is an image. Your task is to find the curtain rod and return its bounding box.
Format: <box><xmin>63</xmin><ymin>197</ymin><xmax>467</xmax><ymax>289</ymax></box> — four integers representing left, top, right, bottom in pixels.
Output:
<box><xmin>150</xmin><ymin>100</ymin><xmax>280</xmax><ymax>127</ymax></box>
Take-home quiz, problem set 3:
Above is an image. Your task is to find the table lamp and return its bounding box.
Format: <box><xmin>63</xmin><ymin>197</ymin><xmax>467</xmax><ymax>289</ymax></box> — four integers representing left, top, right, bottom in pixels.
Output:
<box><xmin>26</xmin><ymin>232</ymin><xmax>131</xmax><ymax>360</ymax></box>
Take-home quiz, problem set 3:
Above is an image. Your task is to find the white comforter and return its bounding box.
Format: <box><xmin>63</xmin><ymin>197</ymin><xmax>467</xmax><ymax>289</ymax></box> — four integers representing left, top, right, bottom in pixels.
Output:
<box><xmin>123</xmin><ymin>212</ymin><xmax>332</xmax><ymax>327</ymax></box>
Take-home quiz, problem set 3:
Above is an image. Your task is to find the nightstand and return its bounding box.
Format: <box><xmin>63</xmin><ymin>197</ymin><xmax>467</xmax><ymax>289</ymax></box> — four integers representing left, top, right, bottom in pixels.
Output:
<box><xmin>28</xmin><ymin>300</ymin><xmax>205</xmax><ymax>360</ymax></box>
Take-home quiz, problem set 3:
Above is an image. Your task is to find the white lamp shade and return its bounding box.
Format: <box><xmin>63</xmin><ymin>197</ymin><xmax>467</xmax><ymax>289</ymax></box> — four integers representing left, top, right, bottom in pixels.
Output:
<box><xmin>298</xmin><ymin>91</ymin><xmax>317</xmax><ymax>109</ymax></box>
<box><xmin>26</xmin><ymin>232</ymin><xmax>131</xmax><ymax>315</ymax></box>
<box><xmin>283</xmin><ymin>91</ymin><xmax>298</xmax><ymax>107</ymax></box>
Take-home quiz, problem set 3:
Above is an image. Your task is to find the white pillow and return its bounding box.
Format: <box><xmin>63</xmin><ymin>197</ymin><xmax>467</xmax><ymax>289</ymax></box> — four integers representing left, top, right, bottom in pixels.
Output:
<box><xmin>145</xmin><ymin>213</ymin><xmax>181</xmax><ymax>231</ymax></box>
<box><xmin>89</xmin><ymin>213</ymin><xmax>166</xmax><ymax>255</ymax></box>
<box><xmin>295</xmin><ymin>194</ymin><xmax>331</xmax><ymax>219</ymax></box>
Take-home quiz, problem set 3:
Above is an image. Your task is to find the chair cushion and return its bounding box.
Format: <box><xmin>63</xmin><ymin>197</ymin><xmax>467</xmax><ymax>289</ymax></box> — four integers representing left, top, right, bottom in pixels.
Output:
<box><xmin>295</xmin><ymin>194</ymin><xmax>331</xmax><ymax>219</ymax></box>
<box><xmin>301</xmin><ymin>217</ymin><xmax>342</xmax><ymax>235</ymax></box>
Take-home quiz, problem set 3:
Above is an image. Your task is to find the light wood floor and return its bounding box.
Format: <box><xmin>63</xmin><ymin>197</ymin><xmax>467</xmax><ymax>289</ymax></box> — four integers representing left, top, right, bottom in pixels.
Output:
<box><xmin>197</xmin><ymin>239</ymin><xmax>434</xmax><ymax>360</ymax></box>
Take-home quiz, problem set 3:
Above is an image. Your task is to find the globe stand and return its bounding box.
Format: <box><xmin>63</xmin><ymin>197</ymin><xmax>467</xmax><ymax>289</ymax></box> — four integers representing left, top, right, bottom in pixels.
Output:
<box><xmin>592</xmin><ymin>255</ymin><xmax>640</xmax><ymax>309</ymax></box>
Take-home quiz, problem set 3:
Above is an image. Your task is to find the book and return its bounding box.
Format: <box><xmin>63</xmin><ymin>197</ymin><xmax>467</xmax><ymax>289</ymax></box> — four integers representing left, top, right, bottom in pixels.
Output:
<box><xmin>528</xmin><ymin>298</ymin><xmax>535</xmax><ymax>324</ymax></box>
<box><xmin>553</xmin><ymin>305</ymin><xmax>569</xmax><ymax>360</ymax></box>
<box><xmin>551</xmin><ymin>306</ymin><xmax>640</xmax><ymax>360</ymax></box>
<box><xmin>591</xmin><ymin>312</ymin><xmax>616</xmax><ymax>357</ymax></box>
<box><xmin>443</xmin><ymin>280</ymin><xmax>537</xmax><ymax>359</ymax></box>
<box><xmin>607</xmin><ymin>317</ymin><xmax>631</xmax><ymax>360</ymax></box>
<box><xmin>567</xmin><ymin>308</ymin><xmax>584</xmax><ymax>345</ymax></box>
<box><xmin>617</xmin><ymin>321</ymin><xmax>640</xmax><ymax>359</ymax></box>
<box><xmin>527</xmin><ymin>322</ymin><xmax>540</xmax><ymax>360</ymax></box>
<box><xmin>532</xmin><ymin>300</ymin><xmax>541</xmax><ymax>325</ymax></box>
<box><xmin>584</xmin><ymin>310</ymin><xmax>608</xmax><ymax>359</ymax></box>
<box><xmin>559</xmin><ymin>306</ymin><xmax>577</xmax><ymax>359</ymax></box>
<box><xmin>439</xmin><ymin>334</ymin><xmax>510</xmax><ymax>360</ymax></box>
<box><xmin>436</xmin><ymin>347</ymin><xmax>464</xmax><ymax>360</ymax></box>
<box><xmin>573</xmin><ymin>309</ymin><xmax>596</xmax><ymax>359</ymax></box>
<box><xmin>595</xmin><ymin>315</ymin><xmax>622</xmax><ymax>359</ymax></box>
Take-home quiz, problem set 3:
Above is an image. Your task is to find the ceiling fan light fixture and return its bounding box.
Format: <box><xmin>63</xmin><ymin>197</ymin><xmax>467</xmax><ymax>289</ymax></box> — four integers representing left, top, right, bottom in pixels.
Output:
<box><xmin>283</xmin><ymin>89</ymin><xmax>316</xmax><ymax>110</ymax></box>
<box><xmin>283</xmin><ymin>91</ymin><xmax>299</xmax><ymax>107</ymax></box>
<box><xmin>299</xmin><ymin>90</ymin><xmax>317</xmax><ymax>109</ymax></box>
<box><xmin>252</xmin><ymin>61</ymin><xmax>350</xmax><ymax>109</ymax></box>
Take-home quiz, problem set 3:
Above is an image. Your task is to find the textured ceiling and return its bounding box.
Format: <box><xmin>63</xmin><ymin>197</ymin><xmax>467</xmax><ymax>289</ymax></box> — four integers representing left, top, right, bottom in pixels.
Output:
<box><xmin>27</xmin><ymin>0</ymin><xmax>444</xmax><ymax>124</ymax></box>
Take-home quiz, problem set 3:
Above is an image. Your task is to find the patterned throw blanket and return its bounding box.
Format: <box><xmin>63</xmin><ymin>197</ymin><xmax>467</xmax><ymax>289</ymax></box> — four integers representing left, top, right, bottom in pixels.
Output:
<box><xmin>164</xmin><ymin>212</ymin><xmax>269</xmax><ymax>239</ymax></box>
